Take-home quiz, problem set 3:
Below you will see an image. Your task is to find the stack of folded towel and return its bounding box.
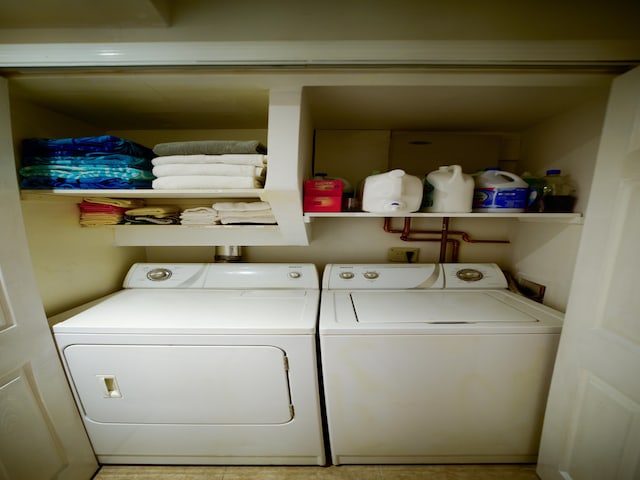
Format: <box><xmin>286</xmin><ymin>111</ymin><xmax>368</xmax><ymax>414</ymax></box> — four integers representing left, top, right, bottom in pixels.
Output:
<box><xmin>150</xmin><ymin>140</ymin><xmax>267</xmax><ymax>190</ymax></box>
<box><xmin>78</xmin><ymin>197</ymin><xmax>145</xmax><ymax>227</ymax></box>
<box><xmin>212</xmin><ymin>201</ymin><xmax>276</xmax><ymax>225</ymax></box>
<box><xmin>20</xmin><ymin>135</ymin><xmax>155</xmax><ymax>189</ymax></box>
<box><xmin>124</xmin><ymin>205</ymin><xmax>181</xmax><ymax>225</ymax></box>
<box><xmin>180</xmin><ymin>207</ymin><xmax>220</xmax><ymax>225</ymax></box>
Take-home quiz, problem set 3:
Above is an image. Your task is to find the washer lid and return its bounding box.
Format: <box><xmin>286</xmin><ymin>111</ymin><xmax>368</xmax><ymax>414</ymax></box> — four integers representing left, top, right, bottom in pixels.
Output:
<box><xmin>52</xmin><ymin>288</ymin><xmax>319</xmax><ymax>335</ymax></box>
<box><xmin>351</xmin><ymin>291</ymin><xmax>537</xmax><ymax>323</ymax></box>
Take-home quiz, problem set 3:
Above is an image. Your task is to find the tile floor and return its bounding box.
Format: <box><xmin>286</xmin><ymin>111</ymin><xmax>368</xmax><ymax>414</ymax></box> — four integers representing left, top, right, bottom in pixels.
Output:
<box><xmin>94</xmin><ymin>464</ymin><xmax>540</xmax><ymax>480</ymax></box>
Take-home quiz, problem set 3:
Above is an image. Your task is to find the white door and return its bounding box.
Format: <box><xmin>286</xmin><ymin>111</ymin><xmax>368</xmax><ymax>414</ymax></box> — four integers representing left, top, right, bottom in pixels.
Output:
<box><xmin>63</xmin><ymin>344</ymin><xmax>293</xmax><ymax>424</ymax></box>
<box><xmin>0</xmin><ymin>78</ymin><xmax>98</xmax><ymax>480</ymax></box>
<box><xmin>537</xmin><ymin>67</ymin><xmax>640</xmax><ymax>479</ymax></box>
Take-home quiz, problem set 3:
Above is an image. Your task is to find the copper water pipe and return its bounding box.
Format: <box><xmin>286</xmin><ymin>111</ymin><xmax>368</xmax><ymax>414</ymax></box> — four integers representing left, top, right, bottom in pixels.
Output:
<box><xmin>384</xmin><ymin>217</ymin><xmax>510</xmax><ymax>244</ymax></box>
<box><xmin>383</xmin><ymin>217</ymin><xmax>460</xmax><ymax>262</ymax></box>
<box><xmin>400</xmin><ymin>236</ymin><xmax>461</xmax><ymax>262</ymax></box>
<box><xmin>383</xmin><ymin>216</ymin><xmax>509</xmax><ymax>263</ymax></box>
<box><xmin>439</xmin><ymin>217</ymin><xmax>449</xmax><ymax>263</ymax></box>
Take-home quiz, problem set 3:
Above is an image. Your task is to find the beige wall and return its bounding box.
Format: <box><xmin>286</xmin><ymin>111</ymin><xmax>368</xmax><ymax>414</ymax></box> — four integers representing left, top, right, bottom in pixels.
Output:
<box><xmin>8</xmin><ymin>73</ymin><xmax>611</xmax><ymax>316</ymax></box>
<box><xmin>10</xmin><ymin>97</ymin><xmax>147</xmax><ymax>316</ymax></box>
<box><xmin>15</xmin><ymin>96</ymin><xmax>607</xmax><ymax>315</ymax></box>
<box><xmin>1</xmin><ymin>1</ymin><xmax>638</xmax><ymax>44</ymax></box>
<box><xmin>508</xmin><ymin>94</ymin><xmax>609</xmax><ymax>310</ymax></box>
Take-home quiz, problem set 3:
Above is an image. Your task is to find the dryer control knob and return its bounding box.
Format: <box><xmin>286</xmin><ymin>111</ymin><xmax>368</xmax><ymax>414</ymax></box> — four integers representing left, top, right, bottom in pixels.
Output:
<box><xmin>288</xmin><ymin>271</ymin><xmax>302</xmax><ymax>279</ymax></box>
<box><xmin>456</xmin><ymin>268</ymin><xmax>483</xmax><ymax>282</ymax></box>
<box><xmin>146</xmin><ymin>268</ymin><xmax>172</xmax><ymax>281</ymax></box>
<box><xmin>363</xmin><ymin>271</ymin><xmax>379</xmax><ymax>280</ymax></box>
<box><xmin>339</xmin><ymin>272</ymin><xmax>355</xmax><ymax>279</ymax></box>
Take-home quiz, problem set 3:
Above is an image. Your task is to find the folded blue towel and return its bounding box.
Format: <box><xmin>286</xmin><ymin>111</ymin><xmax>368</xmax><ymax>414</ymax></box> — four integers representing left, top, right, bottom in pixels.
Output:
<box><xmin>20</xmin><ymin>175</ymin><xmax>153</xmax><ymax>189</ymax></box>
<box><xmin>22</xmin><ymin>135</ymin><xmax>154</xmax><ymax>159</ymax></box>
<box><xmin>21</xmin><ymin>154</ymin><xmax>152</xmax><ymax>169</ymax></box>
<box><xmin>19</xmin><ymin>165</ymin><xmax>155</xmax><ymax>181</ymax></box>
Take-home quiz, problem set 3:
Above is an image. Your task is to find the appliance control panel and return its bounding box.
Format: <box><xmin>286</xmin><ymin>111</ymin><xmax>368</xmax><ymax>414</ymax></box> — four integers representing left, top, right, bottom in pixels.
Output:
<box><xmin>323</xmin><ymin>263</ymin><xmax>508</xmax><ymax>290</ymax></box>
<box><xmin>323</xmin><ymin>264</ymin><xmax>444</xmax><ymax>290</ymax></box>
<box><xmin>123</xmin><ymin>263</ymin><xmax>319</xmax><ymax>289</ymax></box>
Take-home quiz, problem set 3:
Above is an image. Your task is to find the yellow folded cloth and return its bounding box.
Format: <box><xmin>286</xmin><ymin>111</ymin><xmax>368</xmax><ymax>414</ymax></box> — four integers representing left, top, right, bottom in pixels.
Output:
<box><xmin>79</xmin><ymin>214</ymin><xmax>124</xmax><ymax>226</ymax></box>
<box><xmin>125</xmin><ymin>205</ymin><xmax>182</xmax><ymax>216</ymax></box>
<box><xmin>83</xmin><ymin>197</ymin><xmax>145</xmax><ymax>208</ymax></box>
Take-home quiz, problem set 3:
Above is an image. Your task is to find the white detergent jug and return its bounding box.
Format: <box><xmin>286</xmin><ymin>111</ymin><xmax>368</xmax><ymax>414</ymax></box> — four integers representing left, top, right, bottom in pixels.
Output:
<box><xmin>473</xmin><ymin>169</ymin><xmax>529</xmax><ymax>213</ymax></box>
<box><xmin>423</xmin><ymin>165</ymin><xmax>474</xmax><ymax>213</ymax></box>
<box><xmin>362</xmin><ymin>169</ymin><xmax>423</xmax><ymax>213</ymax></box>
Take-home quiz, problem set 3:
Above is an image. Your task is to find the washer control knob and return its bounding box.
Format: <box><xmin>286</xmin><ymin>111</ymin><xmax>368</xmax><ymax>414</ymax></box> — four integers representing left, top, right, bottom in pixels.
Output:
<box><xmin>339</xmin><ymin>272</ymin><xmax>355</xmax><ymax>279</ymax></box>
<box><xmin>456</xmin><ymin>268</ymin><xmax>484</xmax><ymax>282</ymax></box>
<box><xmin>288</xmin><ymin>271</ymin><xmax>302</xmax><ymax>279</ymax></box>
<box><xmin>146</xmin><ymin>268</ymin><xmax>172</xmax><ymax>281</ymax></box>
<box><xmin>363</xmin><ymin>271</ymin><xmax>379</xmax><ymax>280</ymax></box>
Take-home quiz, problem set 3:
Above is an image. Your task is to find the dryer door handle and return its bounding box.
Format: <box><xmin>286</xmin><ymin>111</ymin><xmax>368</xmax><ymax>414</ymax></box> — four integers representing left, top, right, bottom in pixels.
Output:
<box><xmin>96</xmin><ymin>375</ymin><xmax>122</xmax><ymax>398</ymax></box>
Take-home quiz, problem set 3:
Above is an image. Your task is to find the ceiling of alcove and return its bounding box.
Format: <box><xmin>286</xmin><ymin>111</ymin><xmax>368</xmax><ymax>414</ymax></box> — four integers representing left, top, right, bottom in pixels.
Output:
<box><xmin>8</xmin><ymin>74</ymin><xmax>271</xmax><ymax>130</ymax></box>
<box><xmin>306</xmin><ymin>85</ymin><xmax>611</xmax><ymax>131</ymax></box>
<box><xmin>7</xmin><ymin>73</ymin><xmax>612</xmax><ymax>132</ymax></box>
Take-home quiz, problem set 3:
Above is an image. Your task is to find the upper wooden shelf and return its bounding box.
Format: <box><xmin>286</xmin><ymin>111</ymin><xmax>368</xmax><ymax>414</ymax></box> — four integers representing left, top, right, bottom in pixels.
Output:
<box><xmin>303</xmin><ymin>212</ymin><xmax>583</xmax><ymax>224</ymax></box>
<box><xmin>20</xmin><ymin>189</ymin><xmax>265</xmax><ymax>200</ymax></box>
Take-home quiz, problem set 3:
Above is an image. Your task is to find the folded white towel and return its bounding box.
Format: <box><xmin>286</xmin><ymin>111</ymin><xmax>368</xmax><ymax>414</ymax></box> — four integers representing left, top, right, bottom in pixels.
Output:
<box><xmin>180</xmin><ymin>217</ymin><xmax>220</xmax><ymax>225</ymax></box>
<box><xmin>212</xmin><ymin>201</ymin><xmax>272</xmax><ymax>212</ymax></box>
<box><xmin>153</xmin><ymin>163</ymin><xmax>264</xmax><ymax>178</ymax></box>
<box><xmin>220</xmin><ymin>215</ymin><xmax>277</xmax><ymax>225</ymax></box>
<box><xmin>218</xmin><ymin>209</ymin><xmax>273</xmax><ymax>218</ymax></box>
<box><xmin>152</xmin><ymin>154</ymin><xmax>266</xmax><ymax>167</ymax></box>
<box><xmin>180</xmin><ymin>207</ymin><xmax>220</xmax><ymax>225</ymax></box>
<box><xmin>181</xmin><ymin>207</ymin><xmax>218</xmax><ymax>215</ymax></box>
<box><xmin>152</xmin><ymin>176</ymin><xmax>262</xmax><ymax>190</ymax></box>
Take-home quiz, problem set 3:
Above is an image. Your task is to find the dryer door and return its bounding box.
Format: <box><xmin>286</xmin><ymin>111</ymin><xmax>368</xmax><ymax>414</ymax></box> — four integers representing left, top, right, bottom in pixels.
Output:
<box><xmin>63</xmin><ymin>345</ymin><xmax>293</xmax><ymax>424</ymax></box>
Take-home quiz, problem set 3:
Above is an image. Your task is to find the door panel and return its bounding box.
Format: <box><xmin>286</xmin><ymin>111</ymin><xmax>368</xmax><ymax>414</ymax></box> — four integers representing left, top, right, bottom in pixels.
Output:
<box><xmin>566</xmin><ymin>374</ymin><xmax>640</xmax><ymax>480</ymax></box>
<box><xmin>0</xmin><ymin>77</ymin><xmax>97</xmax><ymax>480</ymax></box>
<box><xmin>64</xmin><ymin>344</ymin><xmax>293</xmax><ymax>424</ymax></box>
<box><xmin>537</xmin><ymin>66</ymin><xmax>640</xmax><ymax>480</ymax></box>
<box><xmin>0</xmin><ymin>369</ymin><xmax>67</xmax><ymax>480</ymax></box>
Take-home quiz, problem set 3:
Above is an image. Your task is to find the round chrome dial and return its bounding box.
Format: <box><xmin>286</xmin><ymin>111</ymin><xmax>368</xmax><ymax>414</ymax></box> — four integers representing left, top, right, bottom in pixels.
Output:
<box><xmin>363</xmin><ymin>271</ymin><xmax>379</xmax><ymax>280</ymax></box>
<box><xmin>456</xmin><ymin>268</ymin><xmax>483</xmax><ymax>282</ymax></box>
<box><xmin>146</xmin><ymin>268</ymin><xmax>172</xmax><ymax>281</ymax></box>
<box><xmin>339</xmin><ymin>272</ymin><xmax>355</xmax><ymax>279</ymax></box>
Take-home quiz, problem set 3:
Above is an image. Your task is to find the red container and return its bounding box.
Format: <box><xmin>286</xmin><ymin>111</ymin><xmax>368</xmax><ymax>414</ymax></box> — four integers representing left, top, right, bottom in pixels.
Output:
<box><xmin>303</xmin><ymin>179</ymin><xmax>343</xmax><ymax>212</ymax></box>
<box><xmin>303</xmin><ymin>179</ymin><xmax>343</xmax><ymax>196</ymax></box>
<box><xmin>303</xmin><ymin>195</ymin><xmax>342</xmax><ymax>212</ymax></box>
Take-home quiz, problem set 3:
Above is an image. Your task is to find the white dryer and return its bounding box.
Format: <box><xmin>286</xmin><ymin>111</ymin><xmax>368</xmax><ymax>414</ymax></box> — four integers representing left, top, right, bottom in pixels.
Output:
<box><xmin>52</xmin><ymin>263</ymin><xmax>325</xmax><ymax>465</ymax></box>
<box><xmin>319</xmin><ymin>263</ymin><xmax>563</xmax><ymax>465</ymax></box>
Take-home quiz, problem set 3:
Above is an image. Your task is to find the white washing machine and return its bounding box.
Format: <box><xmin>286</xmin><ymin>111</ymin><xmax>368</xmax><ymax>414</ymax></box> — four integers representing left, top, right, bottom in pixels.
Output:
<box><xmin>319</xmin><ymin>263</ymin><xmax>563</xmax><ymax>465</ymax></box>
<box><xmin>51</xmin><ymin>263</ymin><xmax>325</xmax><ymax>465</ymax></box>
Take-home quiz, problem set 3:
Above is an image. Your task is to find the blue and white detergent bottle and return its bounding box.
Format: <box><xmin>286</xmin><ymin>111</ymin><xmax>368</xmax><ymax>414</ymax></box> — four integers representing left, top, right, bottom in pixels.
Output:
<box><xmin>472</xmin><ymin>169</ymin><xmax>529</xmax><ymax>213</ymax></box>
<box><xmin>361</xmin><ymin>169</ymin><xmax>423</xmax><ymax>213</ymax></box>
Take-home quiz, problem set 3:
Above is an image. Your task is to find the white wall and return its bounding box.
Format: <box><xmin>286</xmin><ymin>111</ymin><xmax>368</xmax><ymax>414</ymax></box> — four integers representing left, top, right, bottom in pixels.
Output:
<box><xmin>10</xmin><ymin>98</ymin><xmax>147</xmax><ymax>316</ymax></box>
<box><xmin>9</xmin><ymin>82</ymin><xmax>611</xmax><ymax>315</ymax></box>
<box><xmin>1</xmin><ymin>1</ymin><xmax>637</xmax><ymax>44</ymax></box>
<box><xmin>146</xmin><ymin>216</ymin><xmax>513</xmax><ymax>275</ymax></box>
<box><xmin>508</xmin><ymin>94</ymin><xmax>609</xmax><ymax>310</ymax></box>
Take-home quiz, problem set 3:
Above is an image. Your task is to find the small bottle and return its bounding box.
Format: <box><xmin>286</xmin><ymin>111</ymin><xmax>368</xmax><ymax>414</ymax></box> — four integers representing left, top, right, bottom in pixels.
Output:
<box><xmin>521</xmin><ymin>171</ymin><xmax>546</xmax><ymax>213</ymax></box>
<box><xmin>541</xmin><ymin>169</ymin><xmax>577</xmax><ymax>212</ymax></box>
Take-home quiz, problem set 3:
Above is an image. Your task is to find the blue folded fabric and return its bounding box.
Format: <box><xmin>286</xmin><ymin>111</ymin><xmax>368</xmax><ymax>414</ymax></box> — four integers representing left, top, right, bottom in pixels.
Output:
<box><xmin>19</xmin><ymin>165</ymin><xmax>156</xmax><ymax>181</ymax></box>
<box><xmin>20</xmin><ymin>176</ymin><xmax>153</xmax><ymax>189</ymax></box>
<box><xmin>21</xmin><ymin>154</ymin><xmax>152</xmax><ymax>169</ymax></box>
<box><xmin>22</xmin><ymin>135</ymin><xmax>154</xmax><ymax>159</ymax></box>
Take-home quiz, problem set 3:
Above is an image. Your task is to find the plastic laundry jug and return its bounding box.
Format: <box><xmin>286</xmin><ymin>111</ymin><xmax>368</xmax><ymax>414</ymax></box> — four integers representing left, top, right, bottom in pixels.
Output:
<box><xmin>423</xmin><ymin>165</ymin><xmax>474</xmax><ymax>213</ymax></box>
<box><xmin>361</xmin><ymin>169</ymin><xmax>423</xmax><ymax>213</ymax></box>
<box><xmin>473</xmin><ymin>169</ymin><xmax>529</xmax><ymax>213</ymax></box>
